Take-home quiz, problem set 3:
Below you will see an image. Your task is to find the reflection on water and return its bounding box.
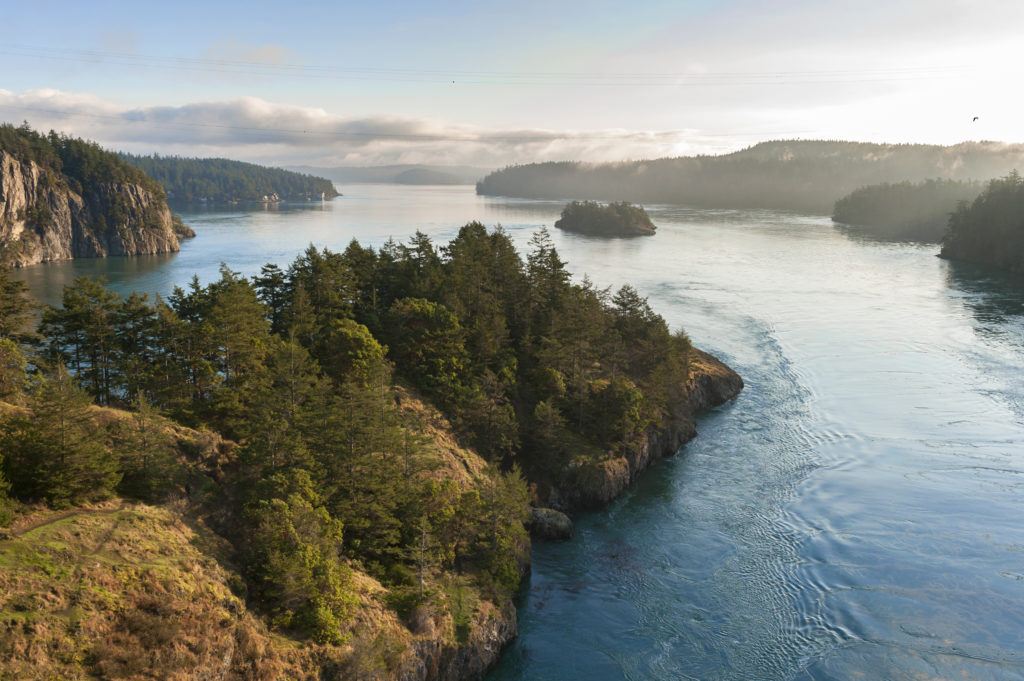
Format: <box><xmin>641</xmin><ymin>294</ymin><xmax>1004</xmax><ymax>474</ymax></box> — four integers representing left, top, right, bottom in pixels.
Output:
<box><xmin>945</xmin><ymin>259</ymin><xmax>1024</xmax><ymax>328</ymax></box>
<box><xmin>12</xmin><ymin>184</ymin><xmax>1024</xmax><ymax>679</ymax></box>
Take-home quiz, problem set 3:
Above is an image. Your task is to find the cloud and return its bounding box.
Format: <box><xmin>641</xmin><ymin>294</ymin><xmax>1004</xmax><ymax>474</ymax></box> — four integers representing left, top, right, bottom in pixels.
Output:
<box><xmin>0</xmin><ymin>89</ymin><xmax>734</xmax><ymax>166</ymax></box>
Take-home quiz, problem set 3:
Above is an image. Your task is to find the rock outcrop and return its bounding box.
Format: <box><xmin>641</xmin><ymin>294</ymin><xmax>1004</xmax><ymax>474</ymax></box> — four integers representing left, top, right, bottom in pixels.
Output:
<box><xmin>0</xmin><ymin>150</ymin><xmax>181</xmax><ymax>266</ymax></box>
<box><xmin>552</xmin><ymin>348</ymin><xmax>743</xmax><ymax>510</ymax></box>
<box><xmin>529</xmin><ymin>507</ymin><xmax>574</xmax><ymax>540</ymax></box>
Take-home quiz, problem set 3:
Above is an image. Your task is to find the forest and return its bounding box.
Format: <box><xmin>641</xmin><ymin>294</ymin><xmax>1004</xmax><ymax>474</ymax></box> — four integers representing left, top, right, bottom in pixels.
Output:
<box><xmin>476</xmin><ymin>140</ymin><xmax>1024</xmax><ymax>213</ymax></box>
<box><xmin>832</xmin><ymin>179</ymin><xmax>983</xmax><ymax>241</ymax></box>
<box><xmin>0</xmin><ymin>223</ymin><xmax>693</xmax><ymax>657</ymax></box>
<box><xmin>555</xmin><ymin>201</ymin><xmax>656</xmax><ymax>237</ymax></box>
<box><xmin>941</xmin><ymin>171</ymin><xmax>1024</xmax><ymax>273</ymax></box>
<box><xmin>0</xmin><ymin>122</ymin><xmax>164</xmax><ymax>198</ymax></box>
<box><xmin>121</xmin><ymin>154</ymin><xmax>340</xmax><ymax>204</ymax></box>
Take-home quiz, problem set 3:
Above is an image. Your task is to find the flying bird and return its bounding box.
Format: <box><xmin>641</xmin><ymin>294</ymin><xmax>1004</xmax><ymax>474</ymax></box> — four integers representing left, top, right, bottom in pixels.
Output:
<box><xmin>973</xmin><ymin>116</ymin><xmax>979</xmax><ymax>122</ymax></box>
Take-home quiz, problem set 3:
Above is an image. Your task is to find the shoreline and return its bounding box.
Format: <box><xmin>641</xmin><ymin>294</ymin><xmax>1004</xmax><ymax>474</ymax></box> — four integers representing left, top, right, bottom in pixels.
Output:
<box><xmin>458</xmin><ymin>348</ymin><xmax>742</xmax><ymax>681</ymax></box>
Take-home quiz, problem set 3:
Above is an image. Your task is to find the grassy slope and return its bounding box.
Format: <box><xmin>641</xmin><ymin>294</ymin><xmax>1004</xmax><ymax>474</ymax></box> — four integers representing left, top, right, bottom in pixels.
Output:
<box><xmin>0</xmin><ymin>392</ymin><xmax>511</xmax><ymax>680</ymax></box>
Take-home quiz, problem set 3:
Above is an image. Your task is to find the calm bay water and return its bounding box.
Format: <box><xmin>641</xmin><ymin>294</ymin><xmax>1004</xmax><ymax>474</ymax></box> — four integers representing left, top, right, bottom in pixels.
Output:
<box><xmin>15</xmin><ymin>185</ymin><xmax>1024</xmax><ymax>679</ymax></box>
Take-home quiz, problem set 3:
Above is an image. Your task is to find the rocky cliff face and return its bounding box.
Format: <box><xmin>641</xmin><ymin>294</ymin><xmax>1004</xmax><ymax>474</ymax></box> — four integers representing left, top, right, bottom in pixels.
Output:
<box><xmin>551</xmin><ymin>348</ymin><xmax>743</xmax><ymax>510</ymax></box>
<box><xmin>0</xmin><ymin>151</ymin><xmax>180</xmax><ymax>266</ymax></box>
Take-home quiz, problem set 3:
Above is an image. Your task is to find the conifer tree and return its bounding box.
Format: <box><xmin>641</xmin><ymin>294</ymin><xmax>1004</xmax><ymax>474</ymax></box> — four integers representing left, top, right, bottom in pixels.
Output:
<box><xmin>1</xmin><ymin>365</ymin><xmax>119</xmax><ymax>507</ymax></box>
<box><xmin>115</xmin><ymin>396</ymin><xmax>181</xmax><ymax>502</ymax></box>
<box><xmin>245</xmin><ymin>469</ymin><xmax>355</xmax><ymax>644</ymax></box>
<box><xmin>0</xmin><ymin>339</ymin><xmax>26</xmax><ymax>401</ymax></box>
<box><xmin>0</xmin><ymin>268</ymin><xmax>34</xmax><ymax>341</ymax></box>
<box><xmin>40</xmin><ymin>278</ymin><xmax>122</xmax><ymax>404</ymax></box>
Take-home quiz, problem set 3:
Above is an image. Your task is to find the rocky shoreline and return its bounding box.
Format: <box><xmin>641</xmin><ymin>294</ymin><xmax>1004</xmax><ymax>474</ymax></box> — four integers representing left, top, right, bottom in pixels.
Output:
<box><xmin>0</xmin><ymin>150</ymin><xmax>181</xmax><ymax>266</ymax></box>
<box><xmin>544</xmin><ymin>348</ymin><xmax>743</xmax><ymax>512</ymax></box>
<box><xmin>438</xmin><ymin>347</ymin><xmax>742</xmax><ymax>680</ymax></box>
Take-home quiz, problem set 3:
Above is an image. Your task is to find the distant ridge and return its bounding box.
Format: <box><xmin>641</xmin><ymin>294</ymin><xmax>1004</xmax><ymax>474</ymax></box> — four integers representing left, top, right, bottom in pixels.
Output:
<box><xmin>289</xmin><ymin>164</ymin><xmax>492</xmax><ymax>185</ymax></box>
<box><xmin>476</xmin><ymin>140</ymin><xmax>1024</xmax><ymax>213</ymax></box>
<box><xmin>122</xmin><ymin>154</ymin><xmax>339</xmax><ymax>205</ymax></box>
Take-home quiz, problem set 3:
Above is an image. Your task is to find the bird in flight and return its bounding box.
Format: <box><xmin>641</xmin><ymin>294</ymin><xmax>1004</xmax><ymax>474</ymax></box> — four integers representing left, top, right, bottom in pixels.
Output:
<box><xmin>973</xmin><ymin>116</ymin><xmax>979</xmax><ymax>122</ymax></box>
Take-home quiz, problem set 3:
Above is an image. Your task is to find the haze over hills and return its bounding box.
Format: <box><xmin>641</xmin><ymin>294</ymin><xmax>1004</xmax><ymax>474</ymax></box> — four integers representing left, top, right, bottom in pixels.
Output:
<box><xmin>289</xmin><ymin>164</ymin><xmax>492</xmax><ymax>186</ymax></box>
<box><xmin>476</xmin><ymin>140</ymin><xmax>1024</xmax><ymax>213</ymax></box>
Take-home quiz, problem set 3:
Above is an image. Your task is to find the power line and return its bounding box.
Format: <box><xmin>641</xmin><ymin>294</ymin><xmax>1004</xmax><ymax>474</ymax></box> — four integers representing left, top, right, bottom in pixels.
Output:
<box><xmin>0</xmin><ymin>43</ymin><xmax>978</xmax><ymax>87</ymax></box>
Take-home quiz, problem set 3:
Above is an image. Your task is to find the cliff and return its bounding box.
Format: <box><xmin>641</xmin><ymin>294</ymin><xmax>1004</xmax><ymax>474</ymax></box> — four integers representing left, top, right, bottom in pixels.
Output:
<box><xmin>0</xmin><ymin>150</ymin><xmax>180</xmax><ymax>266</ymax></box>
<box><xmin>548</xmin><ymin>348</ymin><xmax>743</xmax><ymax>510</ymax></box>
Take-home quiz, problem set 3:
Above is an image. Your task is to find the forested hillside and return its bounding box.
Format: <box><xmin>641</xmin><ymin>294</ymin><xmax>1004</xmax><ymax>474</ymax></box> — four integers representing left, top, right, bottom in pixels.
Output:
<box><xmin>0</xmin><ymin>224</ymin><xmax>739</xmax><ymax>678</ymax></box>
<box><xmin>477</xmin><ymin>140</ymin><xmax>1024</xmax><ymax>213</ymax></box>
<box><xmin>833</xmin><ymin>179</ymin><xmax>983</xmax><ymax>241</ymax></box>
<box><xmin>122</xmin><ymin>154</ymin><xmax>340</xmax><ymax>204</ymax></box>
<box><xmin>941</xmin><ymin>171</ymin><xmax>1024</xmax><ymax>272</ymax></box>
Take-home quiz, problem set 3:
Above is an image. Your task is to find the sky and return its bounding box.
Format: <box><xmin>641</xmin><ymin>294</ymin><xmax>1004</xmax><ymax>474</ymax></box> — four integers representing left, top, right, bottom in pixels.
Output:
<box><xmin>1</xmin><ymin>0</ymin><xmax>1022</xmax><ymax>167</ymax></box>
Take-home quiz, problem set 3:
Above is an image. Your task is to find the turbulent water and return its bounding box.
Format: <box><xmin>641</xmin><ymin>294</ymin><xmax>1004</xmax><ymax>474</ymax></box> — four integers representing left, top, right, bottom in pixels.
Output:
<box><xmin>16</xmin><ymin>185</ymin><xmax>1024</xmax><ymax>680</ymax></box>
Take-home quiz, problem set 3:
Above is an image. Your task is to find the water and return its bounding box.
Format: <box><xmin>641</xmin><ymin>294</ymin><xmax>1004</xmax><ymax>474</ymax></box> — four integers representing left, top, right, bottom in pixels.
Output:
<box><xmin>14</xmin><ymin>185</ymin><xmax>1024</xmax><ymax>679</ymax></box>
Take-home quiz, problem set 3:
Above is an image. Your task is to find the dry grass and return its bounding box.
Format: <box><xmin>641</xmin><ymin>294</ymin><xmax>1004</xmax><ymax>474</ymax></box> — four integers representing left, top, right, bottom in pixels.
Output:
<box><xmin>0</xmin><ymin>502</ymin><xmax>321</xmax><ymax>680</ymax></box>
<box><xmin>394</xmin><ymin>385</ymin><xmax>489</xmax><ymax>487</ymax></box>
<box><xmin>0</xmin><ymin>395</ymin><xmax>510</xmax><ymax>680</ymax></box>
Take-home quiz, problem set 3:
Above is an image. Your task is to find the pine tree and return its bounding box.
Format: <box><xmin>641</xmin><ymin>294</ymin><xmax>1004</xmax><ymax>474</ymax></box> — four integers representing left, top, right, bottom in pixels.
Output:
<box><xmin>115</xmin><ymin>292</ymin><xmax>160</xmax><ymax>403</ymax></box>
<box><xmin>0</xmin><ymin>268</ymin><xmax>34</xmax><ymax>341</ymax></box>
<box><xmin>245</xmin><ymin>469</ymin><xmax>355</xmax><ymax>643</ymax></box>
<box><xmin>0</xmin><ymin>339</ymin><xmax>26</xmax><ymax>401</ymax></box>
<box><xmin>252</xmin><ymin>263</ymin><xmax>289</xmax><ymax>334</ymax></box>
<box><xmin>115</xmin><ymin>396</ymin><xmax>181</xmax><ymax>502</ymax></box>
<box><xmin>239</xmin><ymin>337</ymin><xmax>324</xmax><ymax>476</ymax></box>
<box><xmin>1</xmin><ymin>365</ymin><xmax>119</xmax><ymax>507</ymax></box>
<box><xmin>40</xmin><ymin>277</ymin><xmax>122</xmax><ymax>404</ymax></box>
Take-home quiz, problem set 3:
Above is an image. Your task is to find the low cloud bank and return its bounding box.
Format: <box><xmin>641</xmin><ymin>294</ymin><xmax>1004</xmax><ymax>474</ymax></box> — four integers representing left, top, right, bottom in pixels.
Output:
<box><xmin>0</xmin><ymin>89</ymin><xmax>719</xmax><ymax>166</ymax></box>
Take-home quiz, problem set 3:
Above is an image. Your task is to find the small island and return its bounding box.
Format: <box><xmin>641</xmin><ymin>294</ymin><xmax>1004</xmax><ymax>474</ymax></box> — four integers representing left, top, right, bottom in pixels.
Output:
<box><xmin>554</xmin><ymin>200</ymin><xmax>657</xmax><ymax>237</ymax></box>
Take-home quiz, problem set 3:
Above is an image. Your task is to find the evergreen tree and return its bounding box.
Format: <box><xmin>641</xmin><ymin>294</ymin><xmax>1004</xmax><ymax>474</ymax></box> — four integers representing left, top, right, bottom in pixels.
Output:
<box><xmin>253</xmin><ymin>263</ymin><xmax>289</xmax><ymax>335</ymax></box>
<box><xmin>115</xmin><ymin>292</ymin><xmax>160</xmax><ymax>403</ymax></box>
<box><xmin>0</xmin><ymin>269</ymin><xmax>34</xmax><ymax>341</ymax></box>
<box><xmin>316</xmin><ymin>318</ymin><xmax>388</xmax><ymax>386</ymax></box>
<box><xmin>41</xmin><ymin>278</ymin><xmax>122</xmax><ymax>404</ymax></box>
<box><xmin>245</xmin><ymin>470</ymin><xmax>355</xmax><ymax>643</ymax></box>
<box><xmin>238</xmin><ymin>337</ymin><xmax>325</xmax><ymax>476</ymax></box>
<box><xmin>115</xmin><ymin>396</ymin><xmax>182</xmax><ymax>502</ymax></box>
<box><xmin>0</xmin><ymin>365</ymin><xmax>119</xmax><ymax>507</ymax></box>
<box><xmin>0</xmin><ymin>339</ymin><xmax>27</xmax><ymax>401</ymax></box>
<box><xmin>385</xmin><ymin>298</ymin><xmax>469</xmax><ymax>406</ymax></box>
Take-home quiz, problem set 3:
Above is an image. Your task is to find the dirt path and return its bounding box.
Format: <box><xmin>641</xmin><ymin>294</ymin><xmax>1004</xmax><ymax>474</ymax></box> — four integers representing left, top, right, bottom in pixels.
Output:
<box><xmin>6</xmin><ymin>503</ymin><xmax>127</xmax><ymax>539</ymax></box>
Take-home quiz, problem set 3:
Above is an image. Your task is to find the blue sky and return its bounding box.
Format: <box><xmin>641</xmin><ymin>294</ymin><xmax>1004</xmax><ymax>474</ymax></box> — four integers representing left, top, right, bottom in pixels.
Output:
<box><xmin>2</xmin><ymin>0</ymin><xmax>1021</xmax><ymax>165</ymax></box>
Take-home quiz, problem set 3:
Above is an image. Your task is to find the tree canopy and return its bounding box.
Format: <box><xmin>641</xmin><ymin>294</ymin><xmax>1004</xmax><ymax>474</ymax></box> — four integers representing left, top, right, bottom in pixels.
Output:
<box><xmin>941</xmin><ymin>171</ymin><xmax>1024</xmax><ymax>272</ymax></box>
<box><xmin>833</xmin><ymin>179</ymin><xmax>983</xmax><ymax>242</ymax></box>
<box><xmin>555</xmin><ymin>201</ymin><xmax>656</xmax><ymax>237</ymax></box>
<box><xmin>120</xmin><ymin>154</ymin><xmax>340</xmax><ymax>204</ymax></box>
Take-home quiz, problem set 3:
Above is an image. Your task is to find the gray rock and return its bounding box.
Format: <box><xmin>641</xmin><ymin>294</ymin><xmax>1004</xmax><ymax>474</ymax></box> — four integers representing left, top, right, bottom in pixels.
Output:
<box><xmin>1</xmin><ymin>151</ymin><xmax>180</xmax><ymax>266</ymax></box>
<box><xmin>529</xmin><ymin>507</ymin><xmax>574</xmax><ymax>540</ymax></box>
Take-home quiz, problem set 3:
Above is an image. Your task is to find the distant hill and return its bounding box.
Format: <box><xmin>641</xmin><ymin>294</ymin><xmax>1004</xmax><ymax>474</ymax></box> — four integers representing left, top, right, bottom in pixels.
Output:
<box><xmin>476</xmin><ymin>140</ymin><xmax>1024</xmax><ymax>214</ymax></box>
<box><xmin>290</xmin><ymin>164</ymin><xmax>492</xmax><ymax>185</ymax></box>
<box><xmin>122</xmin><ymin>154</ymin><xmax>339</xmax><ymax>205</ymax></box>
<box><xmin>833</xmin><ymin>179</ymin><xmax>984</xmax><ymax>242</ymax></box>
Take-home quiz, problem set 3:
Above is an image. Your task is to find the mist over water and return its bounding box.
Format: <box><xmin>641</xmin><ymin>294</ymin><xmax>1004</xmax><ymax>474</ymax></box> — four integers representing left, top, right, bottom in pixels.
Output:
<box><xmin>16</xmin><ymin>185</ymin><xmax>1024</xmax><ymax>679</ymax></box>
